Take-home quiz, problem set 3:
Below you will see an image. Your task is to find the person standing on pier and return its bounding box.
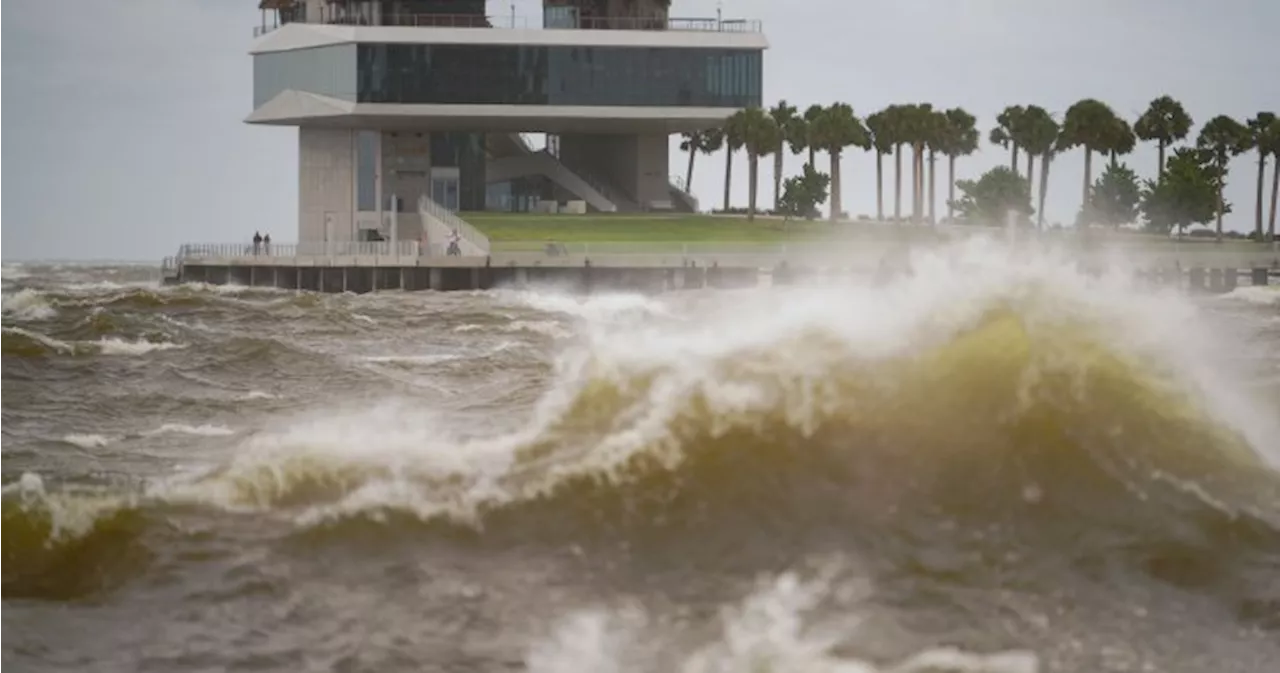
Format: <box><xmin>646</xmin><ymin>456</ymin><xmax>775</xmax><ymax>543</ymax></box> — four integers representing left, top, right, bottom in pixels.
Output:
<box><xmin>263</xmin><ymin>233</ymin><xmax>271</xmax><ymax>256</ymax></box>
<box><xmin>253</xmin><ymin>231</ymin><xmax>262</xmax><ymax>255</ymax></box>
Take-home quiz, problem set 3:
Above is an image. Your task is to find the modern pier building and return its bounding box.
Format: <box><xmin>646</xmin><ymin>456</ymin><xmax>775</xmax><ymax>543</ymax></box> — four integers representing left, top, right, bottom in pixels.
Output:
<box><xmin>250</xmin><ymin>0</ymin><xmax>767</xmax><ymax>253</ymax></box>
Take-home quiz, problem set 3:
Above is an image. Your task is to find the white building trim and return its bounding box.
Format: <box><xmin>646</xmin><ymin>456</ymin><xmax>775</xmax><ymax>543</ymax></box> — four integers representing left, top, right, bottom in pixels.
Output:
<box><xmin>247</xmin><ymin>93</ymin><xmax>739</xmax><ymax>132</ymax></box>
<box><xmin>251</xmin><ymin>22</ymin><xmax>769</xmax><ymax>54</ymax></box>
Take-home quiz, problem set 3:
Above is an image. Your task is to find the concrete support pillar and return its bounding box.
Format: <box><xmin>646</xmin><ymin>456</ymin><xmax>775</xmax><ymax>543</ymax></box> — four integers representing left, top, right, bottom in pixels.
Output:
<box><xmin>1251</xmin><ymin>267</ymin><xmax>1269</xmax><ymax>287</ymax></box>
<box><xmin>429</xmin><ymin>268</ymin><xmax>442</xmax><ymax>290</ymax></box>
<box><xmin>1223</xmin><ymin>268</ymin><xmax>1238</xmax><ymax>293</ymax></box>
<box><xmin>1208</xmin><ymin>268</ymin><xmax>1224</xmax><ymax>293</ymax></box>
<box><xmin>1188</xmin><ymin>267</ymin><xmax>1205</xmax><ymax>293</ymax></box>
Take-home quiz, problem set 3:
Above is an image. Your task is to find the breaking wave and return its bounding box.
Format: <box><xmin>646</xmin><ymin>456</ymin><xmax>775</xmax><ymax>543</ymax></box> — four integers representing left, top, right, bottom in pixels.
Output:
<box><xmin>6</xmin><ymin>242</ymin><xmax>1280</xmax><ymax>605</ymax></box>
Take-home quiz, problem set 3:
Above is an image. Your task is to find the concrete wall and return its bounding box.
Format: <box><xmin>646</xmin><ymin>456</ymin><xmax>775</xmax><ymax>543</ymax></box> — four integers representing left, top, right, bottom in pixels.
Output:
<box><xmin>298</xmin><ymin>127</ymin><xmax>356</xmax><ymax>243</ymax></box>
<box><xmin>558</xmin><ymin>133</ymin><xmax>668</xmax><ymax>209</ymax></box>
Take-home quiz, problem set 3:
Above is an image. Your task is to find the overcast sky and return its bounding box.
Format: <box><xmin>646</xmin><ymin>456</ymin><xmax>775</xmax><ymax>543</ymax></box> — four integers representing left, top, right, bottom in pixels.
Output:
<box><xmin>3</xmin><ymin>0</ymin><xmax>1278</xmax><ymax>261</ymax></box>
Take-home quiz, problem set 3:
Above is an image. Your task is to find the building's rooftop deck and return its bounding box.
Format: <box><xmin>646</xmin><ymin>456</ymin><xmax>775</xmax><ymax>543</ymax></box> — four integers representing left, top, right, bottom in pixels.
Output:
<box><xmin>254</xmin><ymin>13</ymin><xmax>762</xmax><ymax>38</ymax></box>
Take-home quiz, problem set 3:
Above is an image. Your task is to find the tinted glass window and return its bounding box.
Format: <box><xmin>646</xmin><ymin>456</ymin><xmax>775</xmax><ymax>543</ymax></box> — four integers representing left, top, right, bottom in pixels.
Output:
<box><xmin>356</xmin><ymin>44</ymin><xmax>760</xmax><ymax>107</ymax></box>
<box><xmin>254</xmin><ymin>44</ymin><xmax>357</xmax><ymax>107</ymax></box>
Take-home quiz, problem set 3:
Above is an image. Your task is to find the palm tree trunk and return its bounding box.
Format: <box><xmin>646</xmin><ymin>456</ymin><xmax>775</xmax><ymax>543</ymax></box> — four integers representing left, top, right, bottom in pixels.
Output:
<box><xmin>723</xmin><ymin>146</ymin><xmax>733</xmax><ymax>212</ymax></box>
<box><xmin>1010</xmin><ymin>145</ymin><xmax>1019</xmax><ymax>174</ymax></box>
<box><xmin>808</xmin><ymin>146</ymin><xmax>815</xmax><ymax>169</ymax></box>
<box><xmin>1268</xmin><ymin>159</ymin><xmax>1279</xmax><ymax>242</ymax></box>
<box><xmin>947</xmin><ymin>155</ymin><xmax>956</xmax><ymax>223</ymax></box>
<box><xmin>894</xmin><ymin>145</ymin><xmax>903</xmax><ymax>223</ymax></box>
<box><xmin>1038</xmin><ymin>152</ymin><xmax>1051</xmax><ymax>231</ymax></box>
<box><xmin>1081</xmin><ymin>149</ymin><xmax>1092</xmax><ymax>226</ymax></box>
<box><xmin>773</xmin><ymin>145</ymin><xmax>784</xmax><ymax>212</ymax></box>
<box><xmin>1157</xmin><ymin>140</ymin><xmax>1167</xmax><ymax>182</ymax></box>
<box><xmin>685</xmin><ymin>147</ymin><xmax>696</xmax><ymax>195</ymax></box>
<box><xmin>914</xmin><ymin>145</ymin><xmax>922</xmax><ymax>223</ymax></box>
<box><xmin>1256</xmin><ymin>152</ymin><xmax>1267</xmax><ymax>239</ymax></box>
<box><xmin>1216</xmin><ymin>164</ymin><xmax>1225</xmax><ymax>241</ymax></box>
<box><xmin>927</xmin><ymin>149</ymin><xmax>937</xmax><ymax>226</ymax></box>
<box><xmin>747</xmin><ymin>152</ymin><xmax>758</xmax><ymax>222</ymax></box>
<box><xmin>830</xmin><ymin>150</ymin><xmax>842</xmax><ymax>222</ymax></box>
<box><xmin>911</xmin><ymin>145</ymin><xmax>921</xmax><ymax>223</ymax></box>
<box><xmin>1026</xmin><ymin>153</ymin><xmax>1036</xmax><ymax>223</ymax></box>
<box><xmin>1110</xmin><ymin>151</ymin><xmax>1119</xmax><ymax>169</ymax></box>
<box><xmin>875</xmin><ymin>153</ymin><xmax>884</xmax><ymax>220</ymax></box>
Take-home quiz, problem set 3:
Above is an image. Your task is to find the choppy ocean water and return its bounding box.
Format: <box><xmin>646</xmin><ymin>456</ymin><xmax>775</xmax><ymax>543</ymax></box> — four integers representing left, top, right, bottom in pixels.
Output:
<box><xmin>3</xmin><ymin>242</ymin><xmax>1279</xmax><ymax>673</ymax></box>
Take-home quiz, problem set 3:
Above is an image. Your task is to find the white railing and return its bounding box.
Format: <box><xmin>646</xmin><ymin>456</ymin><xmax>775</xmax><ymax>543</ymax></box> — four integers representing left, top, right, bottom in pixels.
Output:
<box><xmin>417</xmin><ymin>195</ymin><xmax>490</xmax><ymax>255</ymax></box>
<box><xmin>177</xmin><ymin>241</ymin><xmax>420</xmax><ymax>260</ymax></box>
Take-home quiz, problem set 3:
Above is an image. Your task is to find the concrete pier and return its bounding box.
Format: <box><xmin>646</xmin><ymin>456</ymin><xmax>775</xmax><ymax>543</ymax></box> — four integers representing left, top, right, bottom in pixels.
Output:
<box><xmin>170</xmin><ymin>258</ymin><xmax>1276</xmax><ymax>295</ymax></box>
<box><xmin>172</xmin><ymin>260</ymin><xmax>754</xmax><ymax>294</ymax></box>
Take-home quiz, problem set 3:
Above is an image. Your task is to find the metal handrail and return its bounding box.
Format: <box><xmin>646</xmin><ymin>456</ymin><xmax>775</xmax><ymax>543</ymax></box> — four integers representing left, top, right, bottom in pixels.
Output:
<box><xmin>417</xmin><ymin>195</ymin><xmax>491</xmax><ymax>255</ymax></box>
<box><xmin>176</xmin><ymin>241</ymin><xmax>420</xmax><ymax>259</ymax></box>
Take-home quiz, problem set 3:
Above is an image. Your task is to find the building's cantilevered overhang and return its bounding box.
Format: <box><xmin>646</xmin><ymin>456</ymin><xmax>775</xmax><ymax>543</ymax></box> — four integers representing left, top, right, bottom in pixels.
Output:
<box><xmin>246</xmin><ymin>91</ymin><xmax>739</xmax><ymax>133</ymax></box>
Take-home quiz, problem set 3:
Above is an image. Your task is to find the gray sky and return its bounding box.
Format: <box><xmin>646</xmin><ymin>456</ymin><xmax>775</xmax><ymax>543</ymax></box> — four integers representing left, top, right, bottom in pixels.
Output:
<box><xmin>3</xmin><ymin>0</ymin><xmax>1278</xmax><ymax>261</ymax></box>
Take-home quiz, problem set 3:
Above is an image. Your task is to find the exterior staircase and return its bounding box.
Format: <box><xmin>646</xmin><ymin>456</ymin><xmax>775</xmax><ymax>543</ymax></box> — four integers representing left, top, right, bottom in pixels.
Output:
<box><xmin>417</xmin><ymin>195</ymin><xmax>490</xmax><ymax>256</ymax></box>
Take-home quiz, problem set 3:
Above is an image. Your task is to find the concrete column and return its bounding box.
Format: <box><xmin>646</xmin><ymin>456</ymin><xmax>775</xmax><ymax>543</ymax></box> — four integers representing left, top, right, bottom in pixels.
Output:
<box><xmin>1188</xmin><ymin>267</ymin><xmax>1205</xmax><ymax>293</ymax></box>
<box><xmin>429</xmin><ymin>268</ymin><xmax>442</xmax><ymax>290</ymax></box>
<box><xmin>1252</xmin><ymin>267</ymin><xmax>1269</xmax><ymax>286</ymax></box>
<box><xmin>1208</xmin><ymin>268</ymin><xmax>1224</xmax><ymax>293</ymax></box>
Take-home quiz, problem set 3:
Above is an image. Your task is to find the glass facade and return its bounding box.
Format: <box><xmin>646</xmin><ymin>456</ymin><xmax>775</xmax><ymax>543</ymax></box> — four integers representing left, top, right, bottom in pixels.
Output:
<box><xmin>253</xmin><ymin>44</ymin><xmax>357</xmax><ymax>107</ymax></box>
<box><xmin>355</xmin><ymin>44</ymin><xmax>761</xmax><ymax>107</ymax></box>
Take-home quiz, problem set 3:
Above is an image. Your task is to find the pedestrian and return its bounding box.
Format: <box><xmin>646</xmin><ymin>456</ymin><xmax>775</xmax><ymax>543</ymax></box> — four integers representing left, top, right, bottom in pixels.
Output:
<box><xmin>253</xmin><ymin>231</ymin><xmax>262</xmax><ymax>255</ymax></box>
<box><xmin>263</xmin><ymin>233</ymin><xmax>271</xmax><ymax>255</ymax></box>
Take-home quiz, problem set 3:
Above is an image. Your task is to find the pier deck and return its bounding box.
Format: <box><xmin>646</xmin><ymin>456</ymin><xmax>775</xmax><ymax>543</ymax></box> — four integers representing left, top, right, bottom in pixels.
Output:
<box><xmin>163</xmin><ymin>240</ymin><xmax>1280</xmax><ymax>294</ymax></box>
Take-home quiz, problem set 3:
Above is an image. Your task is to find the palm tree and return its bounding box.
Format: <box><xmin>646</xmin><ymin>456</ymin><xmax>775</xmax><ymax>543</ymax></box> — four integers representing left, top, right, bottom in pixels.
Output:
<box><xmin>865</xmin><ymin>110</ymin><xmax>895</xmax><ymax>221</ymax></box>
<box><xmin>1059</xmin><ymin>98</ymin><xmax>1123</xmax><ymax>225</ymax></box>
<box><xmin>732</xmin><ymin>106</ymin><xmax>780</xmax><ymax>221</ymax></box>
<box><xmin>940</xmin><ymin>107</ymin><xmax>979</xmax><ymax>224</ymax></box>
<box><xmin>884</xmin><ymin>105</ymin><xmax>909</xmax><ymax>222</ymax></box>
<box><xmin>802</xmin><ymin>104</ymin><xmax>825</xmax><ymax>168</ymax></box>
<box><xmin>721</xmin><ymin>112</ymin><xmax>747</xmax><ymax>211</ymax></box>
<box><xmin>1134</xmin><ymin>95</ymin><xmax>1193</xmax><ymax>181</ymax></box>
<box><xmin>1247</xmin><ymin>112</ymin><xmax>1277</xmax><ymax>239</ymax></box>
<box><xmin>1019</xmin><ymin>106</ymin><xmax>1059</xmax><ymax>230</ymax></box>
<box><xmin>903</xmin><ymin>103</ymin><xmax>936</xmax><ymax>223</ymax></box>
<box><xmin>769</xmin><ymin>101</ymin><xmax>799</xmax><ymax>211</ymax></box>
<box><xmin>924</xmin><ymin>108</ymin><xmax>949</xmax><ymax>225</ymax></box>
<box><xmin>1264</xmin><ymin>118</ymin><xmax>1280</xmax><ymax>241</ymax></box>
<box><xmin>1109</xmin><ymin>117</ymin><xmax>1136</xmax><ymax>168</ymax></box>
<box><xmin>811</xmin><ymin>103</ymin><xmax>871</xmax><ymax>221</ymax></box>
<box><xmin>990</xmin><ymin>105</ymin><xmax>1027</xmax><ymax>174</ymax></box>
<box><xmin>678</xmin><ymin>129</ymin><xmax>723</xmax><ymax>198</ymax></box>
<box><xmin>1196</xmin><ymin>114</ymin><xmax>1250</xmax><ymax>241</ymax></box>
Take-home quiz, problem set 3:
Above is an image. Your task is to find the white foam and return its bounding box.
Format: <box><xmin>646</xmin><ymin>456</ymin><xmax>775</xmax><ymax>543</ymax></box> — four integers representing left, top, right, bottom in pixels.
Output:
<box><xmin>1217</xmin><ymin>285</ymin><xmax>1280</xmax><ymax>306</ymax></box>
<box><xmin>2</xmin><ymin>289</ymin><xmax>57</xmax><ymax>320</ymax></box>
<box><xmin>240</xmin><ymin>390</ymin><xmax>279</xmax><ymax>401</ymax></box>
<box><xmin>144</xmin><ymin>423</ymin><xmax>236</xmax><ymax>438</ymax></box>
<box><xmin>2</xmin><ymin>326</ymin><xmax>75</xmax><ymax>353</ymax></box>
<box><xmin>526</xmin><ymin>570</ymin><xmax>1039</xmax><ymax>673</ymax></box>
<box><xmin>95</xmin><ymin>337</ymin><xmax>185</xmax><ymax>356</ymax></box>
<box><xmin>61</xmin><ymin>433</ymin><xmax>115</xmax><ymax>449</ymax></box>
<box><xmin>504</xmin><ymin>290</ymin><xmax>671</xmax><ymax>322</ymax></box>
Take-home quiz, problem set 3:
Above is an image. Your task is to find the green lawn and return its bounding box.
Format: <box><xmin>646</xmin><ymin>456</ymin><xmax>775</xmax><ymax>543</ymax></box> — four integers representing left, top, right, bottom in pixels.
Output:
<box><xmin>461</xmin><ymin>212</ymin><xmax>1276</xmax><ymax>251</ymax></box>
<box><xmin>461</xmin><ymin>212</ymin><xmax>834</xmax><ymax>243</ymax></box>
